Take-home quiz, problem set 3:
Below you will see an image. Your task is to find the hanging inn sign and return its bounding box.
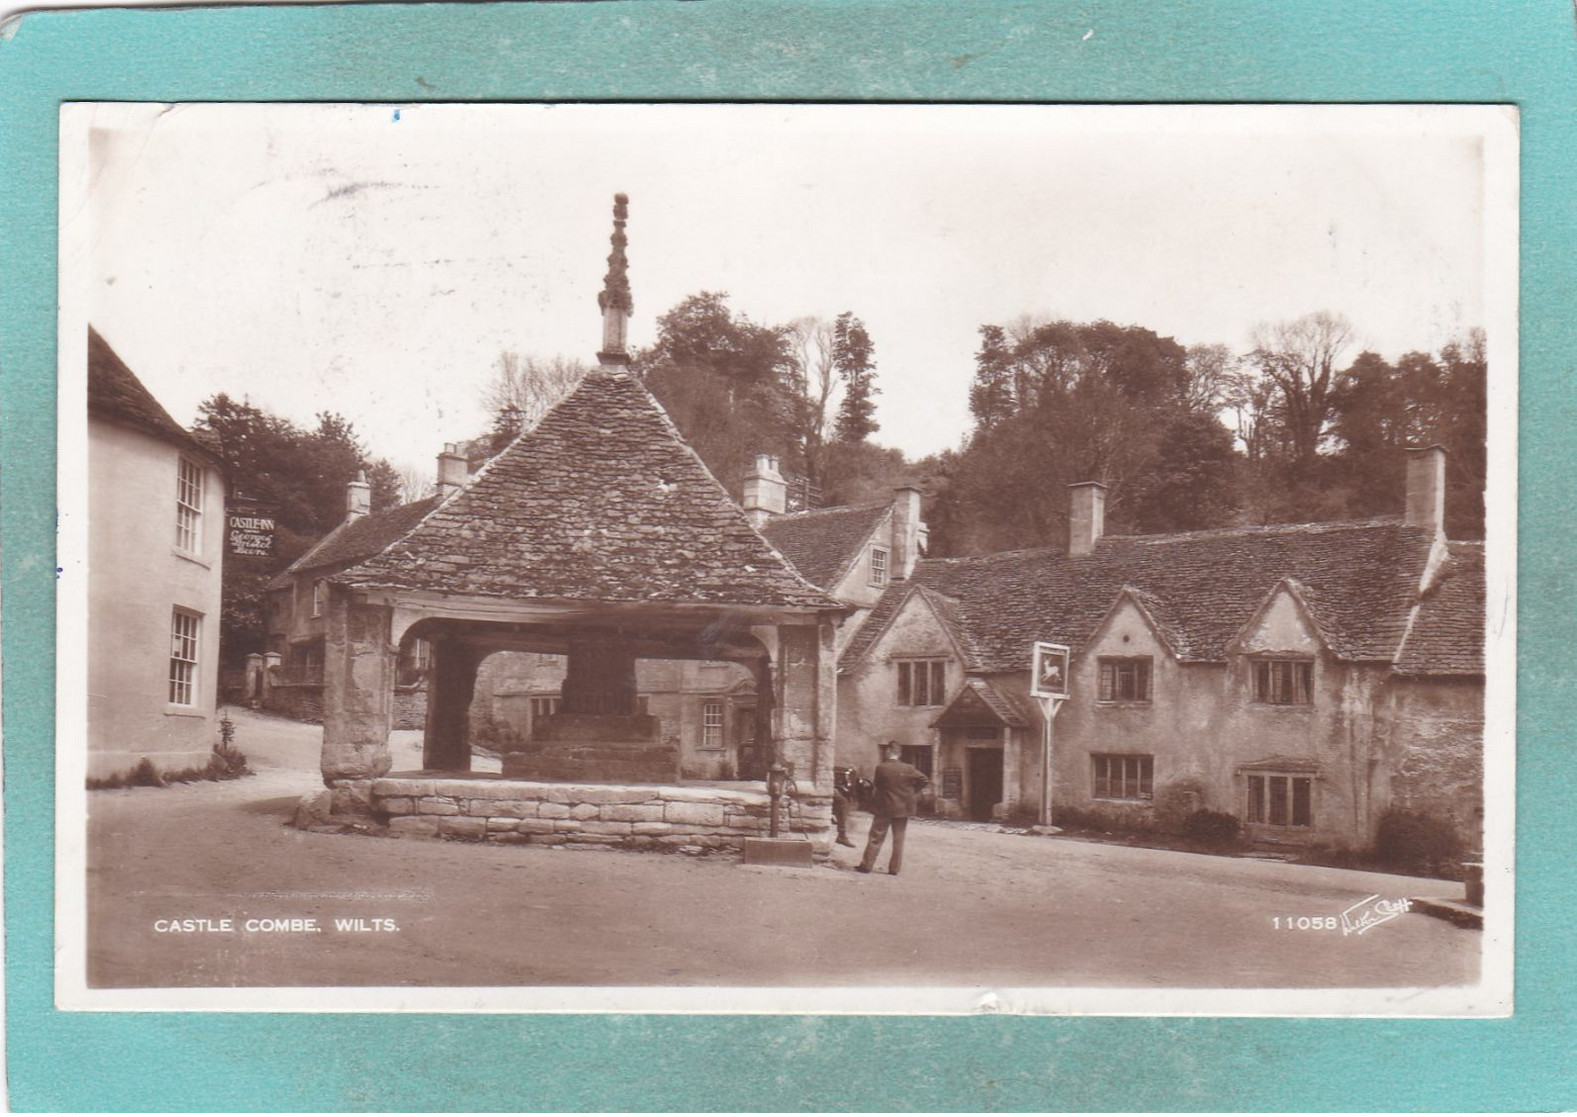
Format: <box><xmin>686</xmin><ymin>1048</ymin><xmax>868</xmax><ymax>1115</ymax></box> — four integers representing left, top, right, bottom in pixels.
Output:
<box><xmin>227</xmin><ymin>508</ymin><xmax>277</xmax><ymax>557</ymax></box>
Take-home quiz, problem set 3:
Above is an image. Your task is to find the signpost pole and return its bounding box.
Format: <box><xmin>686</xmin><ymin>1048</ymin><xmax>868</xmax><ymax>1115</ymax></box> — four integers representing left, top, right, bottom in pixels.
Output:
<box><xmin>1039</xmin><ymin>696</ymin><xmax>1060</xmax><ymax>827</ymax></box>
<box><xmin>1029</xmin><ymin>640</ymin><xmax>1069</xmax><ymax>829</ymax></box>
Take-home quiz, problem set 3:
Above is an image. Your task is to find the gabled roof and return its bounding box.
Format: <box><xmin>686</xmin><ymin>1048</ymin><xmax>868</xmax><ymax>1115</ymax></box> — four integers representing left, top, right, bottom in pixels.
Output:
<box><xmin>1227</xmin><ymin>577</ymin><xmax>1332</xmax><ymax>656</ymax></box>
<box><xmin>267</xmin><ymin>496</ymin><xmax>443</xmax><ymax>589</ymax></box>
<box><xmin>1395</xmin><ymin>542</ymin><xmax>1485</xmax><ymax>676</ymax></box>
<box><xmin>932</xmin><ymin>676</ymin><xmax>1033</xmax><ymax>728</ymax></box>
<box><xmin>837</xmin><ymin>582</ymin><xmax>980</xmax><ymax>673</ymax></box>
<box><xmin>844</xmin><ymin>519</ymin><xmax>1449</xmax><ymax>673</ymax></box>
<box><xmin>88</xmin><ymin>327</ymin><xmax>214</xmax><ymax>462</ymax></box>
<box><xmin>335</xmin><ymin>370</ymin><xmax>840</xmax><ymax>610</ymax></box>
<box><xmin>760</xmin><ymin>502</ymin><xmax>891</xmax><ymax>591</ymax></box>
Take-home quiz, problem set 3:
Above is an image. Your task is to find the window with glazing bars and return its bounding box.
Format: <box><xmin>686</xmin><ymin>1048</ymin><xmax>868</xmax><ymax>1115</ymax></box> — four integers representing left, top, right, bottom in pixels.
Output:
<box><xmin>1253</xmin><ymin>659</ymin><xmax>1313</xmax><ymax>705</ymax></box>
<box><xmin>175</xmin><ymin>458</ymin><xmax>203</xmax><ymax>553</ymax></box>
<box><xmin>1091</xmin><ymin>753</ymin><xmax>1153</xmax><ymax>800</ymax></box>
<box><xmin>896</xmin><ymin>659</ymin><xmax>946</xmax><ymax>706</ymax></box>
<box><xmin>169</xmin><ymin>609</ymin><xmax>200</xmax><ymax>705</ymax></box>
<box><xmin>1097</xmin><ymin>657</ymin><xmax>1152</xmax><ymax>701</ymax></box>
<box><xmin>869</xmin><ymin>546</ymin><xmax>889</xmax><ymax>586</ymax></box>
<box><xmin>702</xmin><ymin>701</ymin><xmax>725</xmax><ymax>749</ymax></box>
<box><xmin>1246</xmin><ymin>773</ymin><xmax>1313</xmax><ymax>826</ymax></box>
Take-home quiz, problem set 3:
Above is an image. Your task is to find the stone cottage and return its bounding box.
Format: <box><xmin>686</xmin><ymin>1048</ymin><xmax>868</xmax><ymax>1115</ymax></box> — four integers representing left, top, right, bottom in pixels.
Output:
<box><xmin>261</xmin><ymin>478</ymin><xmax>440</xmax><ymax>725</ymax></box>
<box><xmin>87</xmin><ymin>327</ymin><xmax>227</xmax><ymax>779</ymax></box>
<box><xmin>463</xmin><ymin>455</ymin><xmax>928</xmax><ymax>780</ymax></box>
<box><xmin>836</xmin><ymin>447</ymin><xmax>1485</xmax><ymax>852</ymax></box>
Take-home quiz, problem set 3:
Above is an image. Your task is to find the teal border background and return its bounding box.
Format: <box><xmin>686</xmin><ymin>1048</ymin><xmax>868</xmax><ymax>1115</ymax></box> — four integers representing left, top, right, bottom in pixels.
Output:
<box><xmin>2</xmin><ymin>2</ymin><xmax>1573</xmax><ymax>1110</ymax></box>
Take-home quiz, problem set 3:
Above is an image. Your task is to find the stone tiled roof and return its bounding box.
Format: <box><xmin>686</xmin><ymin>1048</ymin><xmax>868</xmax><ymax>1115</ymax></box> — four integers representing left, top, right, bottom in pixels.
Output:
<box><xmin>336</xmin><ymin>370</ymin><xmax>840</xmax><ymax>610</ymax></box>
<box><xmin>837</xmin><ymin>579</ymin><xmax>914</xmax><ymax>670</ymax></box>
<box><xmin>760</xmin><ymin>502</ymin><xmax>890</xmax><ymax>591</ymax></box>
<box><xmin>88</xmin><ymin>327</ymin><xmax>212</xmax><ymax>461</ymax></box>
<box><xmin>268</xmin><ymin>496</ymin><xmax>443</xmax><ymax>589</ymax></box>
<box><xmin>846</xmin><ymin>519</ymin><xmax>1451</xmax><ymax>673</ymax></box>
<box><xmin>1396</xmin><ymin>542</ymin><xmax>1485</xmax><ymax>675</ymax></box>
<box><xmin>836</xmin><ymin>582</ymin><xmax>980</xmax><ymax>673</ymax></box>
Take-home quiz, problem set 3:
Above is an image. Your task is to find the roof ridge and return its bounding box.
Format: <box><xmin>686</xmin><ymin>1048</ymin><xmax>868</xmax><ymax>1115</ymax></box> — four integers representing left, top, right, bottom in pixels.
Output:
<box><xmin>769</xmin><ymin>500</ymin><xmax>890</xmax><ymax>520</ymax></box>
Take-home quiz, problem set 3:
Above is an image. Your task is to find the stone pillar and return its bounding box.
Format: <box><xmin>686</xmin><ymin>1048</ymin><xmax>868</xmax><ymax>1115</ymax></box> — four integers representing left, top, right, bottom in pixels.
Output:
<box><xmin>245</xmin><ymin>652</ymin><xmax>263</xmax><ymax>704</ymax></box>
<box><xmin>1000</xmin><ymin>725</ymin><xmax>1020</xmax><ymax>814</ymax></box>
<box><xmin>261</xmin><ymin>651</ymin><xmax>282</xmax><ymax>707</ymax></box>
<box><xmin>561</xmin><ymin>639</ymin><xmax>638</xmax><ymax>716</ymax></box>
<box><xmin>320</xmin><ymin>588</ymin><xmax>396</xmax><ymax>784</ymax></box>
<box><xmin>422</xmin><ymin>638</ymin><xmax>480</xmax><ymax>771</ymax></box>
<box><xmin>772</xmin><ymin>620</ymin><xmax>837</xmax><ymax>793</ymax></box>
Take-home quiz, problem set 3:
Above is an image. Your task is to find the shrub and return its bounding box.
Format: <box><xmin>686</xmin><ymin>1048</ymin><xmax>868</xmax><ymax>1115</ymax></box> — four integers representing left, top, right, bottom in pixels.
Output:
<box><xmin>1372</xmin><ymin>807</ymin><xmax>1463</xmax><ymax>877</ymax></box>
<box><xmin>1152</xmin><ymin>779</ymin><xmax>1207</xmax><ymax>834</ymax></box>
<box><xmin>129</xmin><ymin>757</ymin><xmax>164</xmax><ymax>788</ymax></box>
<box><xmin>1182</xmin><ymin>808</ymin><xmax>1242</xmax><ymax>846</ymax></box>
<box><xmin>209</xmin><ymin>716</ymin><xmax>252</xmax><ymax>779</ymax></box>
<box><xmin>85</xmin><ymin>720</ymin><xmax>251</xmax><ymax>791</ymax></box>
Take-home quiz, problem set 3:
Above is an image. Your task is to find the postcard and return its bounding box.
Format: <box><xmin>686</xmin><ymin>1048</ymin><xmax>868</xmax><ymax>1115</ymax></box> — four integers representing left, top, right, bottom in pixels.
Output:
<box><xmin>55</xmin><ymin>101</ymin><xmax>1514</xmax><ymax>1016</ymax></box>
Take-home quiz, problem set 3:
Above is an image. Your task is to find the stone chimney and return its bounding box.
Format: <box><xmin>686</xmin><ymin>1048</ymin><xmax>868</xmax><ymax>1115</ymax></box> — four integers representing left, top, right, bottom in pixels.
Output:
<box><xmin>740</xmin><ymin>454</ymin><xmax>787</xmax><ymax>527</ymax></box>
<box><xmin>596</xmin><ymin>192</ymin><xmax>633</xmax><ymax>369</ymax></box>
<box><xmin>345</xmin><ymin>469</ymin><xmax>371</xmax><ymax>521</ymax></box>
<box><xmin>891</xmin><ymin>485</ymin><xmax>925</xmax><ymax>578</ymax></box>
<box><xmin>437</xmin><ymin>443</ymin><xmax>469</xmax><ymax>499</ymax></box>
<box><xmin>1404</xmin><ymin>444</ymin><xmax>1447</xmax><ymax>534</ymax></box>
<box><xmin>1068</xmin><ymin>481</ymin><xmax>1107</xmax><ymax>556</ymax></box>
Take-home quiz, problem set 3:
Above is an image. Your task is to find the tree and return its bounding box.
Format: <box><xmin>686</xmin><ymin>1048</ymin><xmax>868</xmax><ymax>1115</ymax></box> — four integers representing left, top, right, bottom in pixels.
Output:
<box><xmin>1248</xmin><ymin>311</ymin><xmax>1357</xmax><ymax>468</ymax></box>
<box><xmin>195</xmin><ymin>397</ymin><xmax>413</xmax><ymax>666</ymax></box>
<box><xmin>832</xmin><ymin>312</ymin><xmax>879</xmax><ymax>443</ymax></box>
<box><xmin>1127</xmin><ymin>412</ymin><xmax>1240</xmax><ymax>533</ymax></box>
<box><xmin>396</xmin><ymin>461</ymin><xmax>434</xmax><ymax>503</ymax></box>
<box><xmin>366</xmin><ymin>458</ymin><xmax>403</xmax><ymax>512</ymax></box>
<box><xmin>967</xmin><ymin>324</ymin><xmax>1017</xmax><ymax>430</ymax></box>
<box><xmin>1180</xmin><ymin>342</ymin><xmax>1240</xmax><ymax>415</ymax></box>
<box><xmin>481</xmin><ymin>351</ymin><xmax>587</xmax><ymax>451</ymax></box>
<box><xmin>634</xmin><ymin>292</ymin><xmax>801</xmax><ymax>495</ymax></box>
<box><xmin>1326</xmin><ymin>332</ymin><xmax>1486</xmax><ymax>537</ymax></box>
<box><xmin>945</xmin><ymin>316</ymin><xmax>1239</xmax><ymax>553</ymax></box>
<box><xmin>787</xmin><ymin>316</ymin><xmax>839</xmax><ymax>489</ymax></box>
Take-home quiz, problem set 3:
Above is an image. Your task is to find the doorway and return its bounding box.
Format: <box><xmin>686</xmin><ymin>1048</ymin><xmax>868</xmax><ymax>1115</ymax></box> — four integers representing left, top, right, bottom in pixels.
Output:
<box><xmin>966</xmin><ymin>747</ymin><xmax>1004</xmax><ymax>821</ymax></box>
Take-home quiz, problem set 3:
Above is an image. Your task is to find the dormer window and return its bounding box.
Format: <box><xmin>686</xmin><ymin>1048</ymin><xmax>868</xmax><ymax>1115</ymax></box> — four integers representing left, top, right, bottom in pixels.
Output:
<box><xmin>869</xmin><ymin>546</ymin><xmax>889</xmax><ymax>587</ymax></box>
<box><xmin>1097</xmin><ymin>656</ymin><xmax>1151</xmax><ymax>702</ymax></box>
<box><xmin>1252</xmin><ymin>658</ymin><xmax>1313</xmax><ymax>705</ymax></box>
<box><xmin>175</xmin><ymin>457</ymin><xmax>203</xmax><ymax>554</ymax></box>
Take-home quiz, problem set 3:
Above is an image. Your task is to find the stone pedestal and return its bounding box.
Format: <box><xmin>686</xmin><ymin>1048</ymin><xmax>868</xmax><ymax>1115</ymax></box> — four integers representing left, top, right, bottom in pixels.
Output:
<box><xmin>562</xmin><ymin>639</ymin><xmax>638</xmax><ymax>715</ymax></box>
<box><xmin>502</xmin><ymin>712</ymin><xmax>676</xmax><ymax>783</ymax></box>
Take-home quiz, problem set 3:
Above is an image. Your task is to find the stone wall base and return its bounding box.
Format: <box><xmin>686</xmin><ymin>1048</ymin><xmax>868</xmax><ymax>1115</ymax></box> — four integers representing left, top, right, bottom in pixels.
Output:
<box><xmin>298</xmin><ymin>777</ymin><xmax>834</xmax><ymax>858</ymax></box>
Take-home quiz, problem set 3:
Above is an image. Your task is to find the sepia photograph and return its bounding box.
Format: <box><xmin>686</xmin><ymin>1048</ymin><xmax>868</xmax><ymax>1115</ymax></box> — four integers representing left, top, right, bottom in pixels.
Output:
<box><xmin>55</xmin><ymin>101</ymin><xmax>1515</xmax><ymax>1015</ymax></box>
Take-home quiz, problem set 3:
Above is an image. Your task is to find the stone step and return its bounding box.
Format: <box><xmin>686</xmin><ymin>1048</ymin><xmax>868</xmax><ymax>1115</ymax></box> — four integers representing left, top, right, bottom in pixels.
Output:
<box><xmin>1409</xmin><ymin>896</ymin><xmax>1483</xmax><ymax>930</ymax></box>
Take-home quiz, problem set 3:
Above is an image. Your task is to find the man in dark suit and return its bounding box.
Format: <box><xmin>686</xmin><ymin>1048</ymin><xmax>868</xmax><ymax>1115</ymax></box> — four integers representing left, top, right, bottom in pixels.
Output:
<box><xmin>856</xmin><ymin>741</ymin><xmax>931</xmax><ymax>876</ymax></box>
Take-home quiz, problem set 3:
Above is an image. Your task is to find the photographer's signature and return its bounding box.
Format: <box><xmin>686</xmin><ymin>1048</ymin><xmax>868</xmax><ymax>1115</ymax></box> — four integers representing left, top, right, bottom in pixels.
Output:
<box><xmin>1340</xmin><ymin>894</ymin><xmax>1412</xmax><ymax>936</ymax></box>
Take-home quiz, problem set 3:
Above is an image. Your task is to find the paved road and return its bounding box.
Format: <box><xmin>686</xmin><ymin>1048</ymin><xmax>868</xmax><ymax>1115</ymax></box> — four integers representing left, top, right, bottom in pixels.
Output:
<box><xmin>84</xmin><ymin>708</ymin><xmax>1477</xmax><ymax>990</ymax></box>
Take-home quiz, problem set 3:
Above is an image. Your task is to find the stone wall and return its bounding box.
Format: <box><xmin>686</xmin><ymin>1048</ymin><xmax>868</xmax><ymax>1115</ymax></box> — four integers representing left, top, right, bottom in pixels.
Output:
<box><xmin>1379</xmin><ymin>676</ymin><xmax>1484</xmax><ymax>852</ymax></box>
<box><xmin>361</xmin><ymin>777</ymin><xmax>833</xmax><ymax>856</ymax></box>
<box><xmin>263</xmin><ymin>682</ymin><xmax>324</xmax><ymax>724</ymax></box>
<box><xmin>393</xmin><ymin>685</ymin><xmax>428</xmax><ymax>731</ymax></box>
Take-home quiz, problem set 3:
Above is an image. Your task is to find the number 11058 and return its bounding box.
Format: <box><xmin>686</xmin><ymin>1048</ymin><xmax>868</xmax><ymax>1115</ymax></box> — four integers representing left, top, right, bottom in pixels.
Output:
<box><xmin>1272</xmin><ymin>915</ymin><xmax>1338</xmax><ymax>930</ymax></box>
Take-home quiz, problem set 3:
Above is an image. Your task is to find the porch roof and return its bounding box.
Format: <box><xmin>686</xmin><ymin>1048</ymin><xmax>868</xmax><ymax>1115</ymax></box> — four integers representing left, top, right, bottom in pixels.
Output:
<box><xmin>931</xmin><ymin>676</ymin><xmax>1033</xmax><ymax>729</ymax></box>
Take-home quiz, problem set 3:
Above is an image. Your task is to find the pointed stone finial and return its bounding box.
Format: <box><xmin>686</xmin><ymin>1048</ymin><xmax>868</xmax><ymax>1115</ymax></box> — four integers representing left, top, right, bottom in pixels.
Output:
<box><xmin>597</xmin><ymin>192</ymin><xmax>632</xmax><ymax>366</ymax></box>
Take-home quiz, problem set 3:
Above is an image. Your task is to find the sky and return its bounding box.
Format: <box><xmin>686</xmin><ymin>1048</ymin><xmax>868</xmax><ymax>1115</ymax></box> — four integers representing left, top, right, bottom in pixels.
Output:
<box><xmin>70</xmin><ymin>102</ymin><xmax>1503</xmax><ymax>480</ymax></box>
